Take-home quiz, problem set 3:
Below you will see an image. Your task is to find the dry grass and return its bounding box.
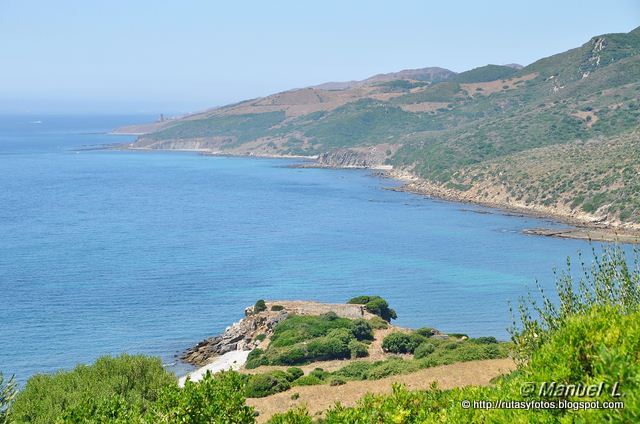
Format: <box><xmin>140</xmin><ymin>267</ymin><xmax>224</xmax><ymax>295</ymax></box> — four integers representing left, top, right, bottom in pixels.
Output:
<box><xmin>247</xmin><ymin>358</ymin><xmax>516</xmax><ymax>422</ymax></box>
<box><xmin>461</xmin><ymin>72</ymin><xmax>538</xmax><ymax>96</ymax></box>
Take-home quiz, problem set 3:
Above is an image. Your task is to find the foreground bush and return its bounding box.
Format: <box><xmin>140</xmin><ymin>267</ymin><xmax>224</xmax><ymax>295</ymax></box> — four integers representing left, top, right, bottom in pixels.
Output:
<box><xmin>0</xmin><ymin>373</ymin><xmax>16</xmax><ymax>424</ymax></box>
<box><xmin>10</xmin><ymin>355</ymin><xmax>173</xmax><ymax>424</ymax></box>
<box><xmin>150</xmin><ymin>371</ymin><xmax>255</xmax><ymax>423</ymax></box>
<box><xmin>245</xmin><ymin>371</ymin><xmax>291</xmax><ymax>398</ymax></box>
<box><xmin>511</xmin><ymin>245</ymin><xmax>640</xmax><ymax>363</ymax></box>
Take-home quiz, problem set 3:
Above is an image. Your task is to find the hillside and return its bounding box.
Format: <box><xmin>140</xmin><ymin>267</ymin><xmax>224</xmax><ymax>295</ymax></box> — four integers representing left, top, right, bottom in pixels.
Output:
<box><xmin>124</xmin><ymin>27</ymin><xmax>640</xmax><ymax>232</ymax></box>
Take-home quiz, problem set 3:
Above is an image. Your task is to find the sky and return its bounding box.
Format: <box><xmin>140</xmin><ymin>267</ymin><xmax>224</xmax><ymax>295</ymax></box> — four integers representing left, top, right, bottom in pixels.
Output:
<box><xmin>0</xmin><ymin>0</ymin><xmax>638</xmax><ymax>114</ymax></box>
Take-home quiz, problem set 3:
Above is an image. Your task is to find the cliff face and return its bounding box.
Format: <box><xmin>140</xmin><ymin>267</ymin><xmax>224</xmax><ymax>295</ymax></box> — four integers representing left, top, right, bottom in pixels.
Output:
<box><xmin>316</xmin><ymin>149</ymin><xmax>377</xmax><ymax>168</ymax></box>
<box><xmin>314</xmin><ymin>146</ymin><xmax>394</xmax><ymax>168</ymax></box>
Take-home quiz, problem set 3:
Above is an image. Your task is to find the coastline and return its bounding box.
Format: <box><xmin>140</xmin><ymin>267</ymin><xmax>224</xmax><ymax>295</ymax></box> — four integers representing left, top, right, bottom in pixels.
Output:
<box><xmin>116</xmin><ymin>144</ymin><xmax>319</xmax><ymax>161</ymax></box>
<box><xmin>115</xmin><ymin>144</ymin><xmax>639</xmax><ymax>244</ymax></box>
<box><xmin>384</xmin><ymin>168</ymin><xmax>640</xmax><ymax>244</ymax></box>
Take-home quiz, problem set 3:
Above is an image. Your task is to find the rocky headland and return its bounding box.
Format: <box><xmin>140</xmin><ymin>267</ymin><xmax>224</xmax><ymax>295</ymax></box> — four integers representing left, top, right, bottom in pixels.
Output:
<box><xmin>181</xmin><ymin>300</ymin><xmax>374</xmax><ymax>366</ymax></box>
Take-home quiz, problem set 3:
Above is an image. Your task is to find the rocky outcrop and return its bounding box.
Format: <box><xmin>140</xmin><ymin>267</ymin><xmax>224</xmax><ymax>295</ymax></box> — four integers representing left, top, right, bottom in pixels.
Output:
<box><xmin>181</xmin><ymin>307</ymin><xmax>288</xmax><ymax>366</ymax></box>
<box><xmin>316</xmin><ymin>148</ymin><xmax>382</xmax><ymax>168</ymax></box>
<box><xmin>180</xmin><ymin>300</ymin><xmax>374</xmax><ymax>366</ymax></box>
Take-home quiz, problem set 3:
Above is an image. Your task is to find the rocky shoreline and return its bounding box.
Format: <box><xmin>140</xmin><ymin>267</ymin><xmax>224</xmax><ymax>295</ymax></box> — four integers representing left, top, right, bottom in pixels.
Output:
<box><xmin>180</xmin><ymin>305</ymin><xmax>287</xmax><ymax>366</ymax></box>
<box><xmin>382</xmin><ymin>169</ymin><xmax>640</xmax><ymax>244</ymax></box>
<box><xmin>115</xmin><ymin>143</ymin><xmax>639</xmax><ymax>244</ymax></box>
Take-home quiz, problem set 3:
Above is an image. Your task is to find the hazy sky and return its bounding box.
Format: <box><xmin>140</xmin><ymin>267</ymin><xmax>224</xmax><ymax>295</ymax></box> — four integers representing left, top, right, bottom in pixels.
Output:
<box><xmin>1</xmin><ymin>0</ymin><xmax>638</xmax><ymax>114</ymax></box>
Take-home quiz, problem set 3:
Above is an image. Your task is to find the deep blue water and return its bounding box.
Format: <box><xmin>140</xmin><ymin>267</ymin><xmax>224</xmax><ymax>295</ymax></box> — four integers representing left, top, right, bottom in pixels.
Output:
<box><xmin>0</xmin><ymin>115</ymin><xmax>614</xmax><ymax>383</ymax></box>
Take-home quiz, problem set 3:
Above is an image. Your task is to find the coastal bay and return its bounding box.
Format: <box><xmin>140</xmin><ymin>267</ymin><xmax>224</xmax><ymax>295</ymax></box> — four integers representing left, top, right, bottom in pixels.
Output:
<box><xmin>0</xmin><ymin>115</ymin><xmax>627</xmax><ymax>385</ymax></box>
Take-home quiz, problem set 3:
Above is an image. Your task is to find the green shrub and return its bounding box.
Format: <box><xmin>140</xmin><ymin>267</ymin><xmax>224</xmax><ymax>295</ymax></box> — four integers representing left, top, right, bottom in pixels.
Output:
<box><xmin>448</xmin><ymin>333</ymin><xmax>468</xmax><ymax>339</ymax></box>
<box><xmin>268</xmin><ymin>406</ymin><xmax>312</xmax><ymax>423</ymax></box>
<box><xmin>286</xmin><ymin>367</ymin><xmax>304</xmax><ymax>382</ymax></box>
<box><xmin>511</xmin><ymin>246</ymin><xmax>640</xmax><ymax>363</ymax></box>
<box><xmin>333</xmin><ymin>361</ymin><xmax>374</xmax><ymax>380</ymax></box>
<box><xmin>9</xmin><ymin>355</ymin><xmax>174</xmax><ymax>424</ymax></box>
<box><xmin>254</xmin><ymin>299</ymin><xmax>267</xmax><ymax>313</ymax></box>
<box><xmin>350</xmin><ymin>319</ymin><xmax>374</xmax><ymax>341</ymax></box>
<box><xmin>293</xmin><ymin>375</ymin><xmax>323</xmax><ymax>386</ymax></box>
<box><xmin>382</xmin><ymin>332</ymin><xmax>426</xmax><ymax>354</ymax></box>
<box><xmin>413</xmin><ymin>342</ymin><xmax>436</xmax><ymax>359</ymax></box>
<box><xmin>149</xmin><ymin>371</ymin><xmax>255</xmax><ymax>423</ymax></box>
<box><xmin>473</xmin><ymin>336</ymin><xmax>498</xmax><ymax>344</ymax></box>
<box><xmin>254</xmin><ymin>333</ymin><xmax>266</xmax><ymax>342</ymax></box>
<box><xmin>348</xmin><ymin>296</ymin><xmax>397</xmax><ymax>322</ymax></box>
<box><xmin>365</xmin><ymin>359</ymin><xmax>419</xmax><ymax>380</ymax></box>
<box><xmin>273</xmin><ymin>345</ymin><xmax>307</xmax><ymax>365</ymax></box>
<box><xmin>442</xmin><ymin>341</ymin><xmax>459</xmax><ymax>350</ymax></box>
<box><xmin>245</xmin><ymin>348</ymin><xmax>265</xmax><ymax>368</ymax></box>
<box><xmin>271</xmin><ymin>304</ymin><xmax>285</xmax><ymax>311</ymax></box>
<box><xmin>309</xmin><ymin>368</ymin><xmax>328</xmax><ymax>381</ymax></box>
<box><xmin>516</xmin><ymin>305</ymin><xmax>640</xmax><ymax>418</ymax></box>
<box><xmin>326</xmin><ymin>328</ymin><xmax>353</xmax><ymax>344</ymax></box>
<box><xmin>348</xmin><ymin>340</ymin><xmax>370</xmax><ymax>359</ymax></box>
<box><xmin>269</xmin><ymin>315</ymin><xmax>353</xmax><ymax>348</ymax></box>
<box><xmin>368</xmin><ymin>316</ymin><xmax>389</xmax><ymax>329</ymax></box>
<box><xmin>415</xmin><ymin>327</ymin><xmax>435</xmax><ymax>337</ymax></box>
<box><xmin>306</xmin><ymin>336</ymin><xmax>350</xmax><ymax>361</ymax></box>
<box><xmin>245</xmin><ymin>371</ymin><xmax>291</xmax><ymax>398</ymax></box>
<box><xmin>329</xmin><ymin>377</ymin><xmax>347</xmax><ymax>386</ymax></box>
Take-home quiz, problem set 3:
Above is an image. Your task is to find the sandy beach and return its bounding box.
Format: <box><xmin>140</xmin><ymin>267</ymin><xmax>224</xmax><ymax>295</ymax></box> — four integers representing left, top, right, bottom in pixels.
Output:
<box><xmin>178</xmin><ymin>350</ymin><xmax>250</xmax><ymax>387</ymax></box>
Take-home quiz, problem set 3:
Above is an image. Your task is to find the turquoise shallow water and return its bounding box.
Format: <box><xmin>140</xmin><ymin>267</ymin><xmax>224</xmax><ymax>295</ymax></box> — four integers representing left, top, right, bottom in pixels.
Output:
<box><xmin>0</xmin><ymin>115</ymin><xmax>613</xmax><ymax>383</ymax></box>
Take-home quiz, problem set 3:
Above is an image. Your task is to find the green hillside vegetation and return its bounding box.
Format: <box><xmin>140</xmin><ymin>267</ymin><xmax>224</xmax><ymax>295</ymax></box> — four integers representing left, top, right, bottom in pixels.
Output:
<box><xmin>452</xmin><ymin>64</ymin><xmax>517</xmax><ymax>83</ymax></box>
<box><xmin>147</xmin><ymin>111</ymin><xmax>286</xmax><ymax>145</ymax></box>
<box><xmin>134</xmin><ymin>27</ymin><xmax>640</xmax><ymax>226</ymax></box>
<box><xmin>375</xmin><ymin>80</ymin><xmax>430</xmax><ymax>92</ymax></box>
<box><xmin>391</xmin><ymin>81</ymin><xmax>462</xmax><ymax>103</ymax></box>
<box><xmin>454</xmin><ymin>130</ymin><xmax>640</xmax><ymax>220</ymax></box>
<box><xmin>245</xmin><ymin>313</ymin><xmax>375</xmax><ymax>368</ymax></box>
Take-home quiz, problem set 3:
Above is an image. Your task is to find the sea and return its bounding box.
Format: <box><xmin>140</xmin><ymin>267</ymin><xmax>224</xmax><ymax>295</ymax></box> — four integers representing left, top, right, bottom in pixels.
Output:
<box><xmin>0</xmin><ymin>114</ymin><xmax>617</xmax><ymax>383</ymax></box>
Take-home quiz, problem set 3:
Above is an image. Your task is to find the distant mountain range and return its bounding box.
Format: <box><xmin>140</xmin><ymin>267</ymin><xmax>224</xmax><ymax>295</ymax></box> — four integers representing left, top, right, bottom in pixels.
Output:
<box><xmin>120</xmin><ymin>26</ymin><xmax>640</xmax><ymax>231</ymax></box>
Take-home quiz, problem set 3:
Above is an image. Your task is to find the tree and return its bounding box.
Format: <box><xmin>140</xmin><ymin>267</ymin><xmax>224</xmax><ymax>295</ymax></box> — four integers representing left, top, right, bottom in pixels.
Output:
<box><xmin>254</xmin><ymin>299</ymin><xmax>267</xmax><ymax>313</ymax></box>
<box><xmin>348</xmin><ymin>296</ymin><xmax>397</xmax><ymax>322</ymax></box>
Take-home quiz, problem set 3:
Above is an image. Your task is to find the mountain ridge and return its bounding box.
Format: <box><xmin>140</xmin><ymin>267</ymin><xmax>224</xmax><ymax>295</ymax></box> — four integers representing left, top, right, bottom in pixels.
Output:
<box><xmin>121</xmin><ymin>26</ymin><xmax>640</xmax><ymax>234</ymax></box>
